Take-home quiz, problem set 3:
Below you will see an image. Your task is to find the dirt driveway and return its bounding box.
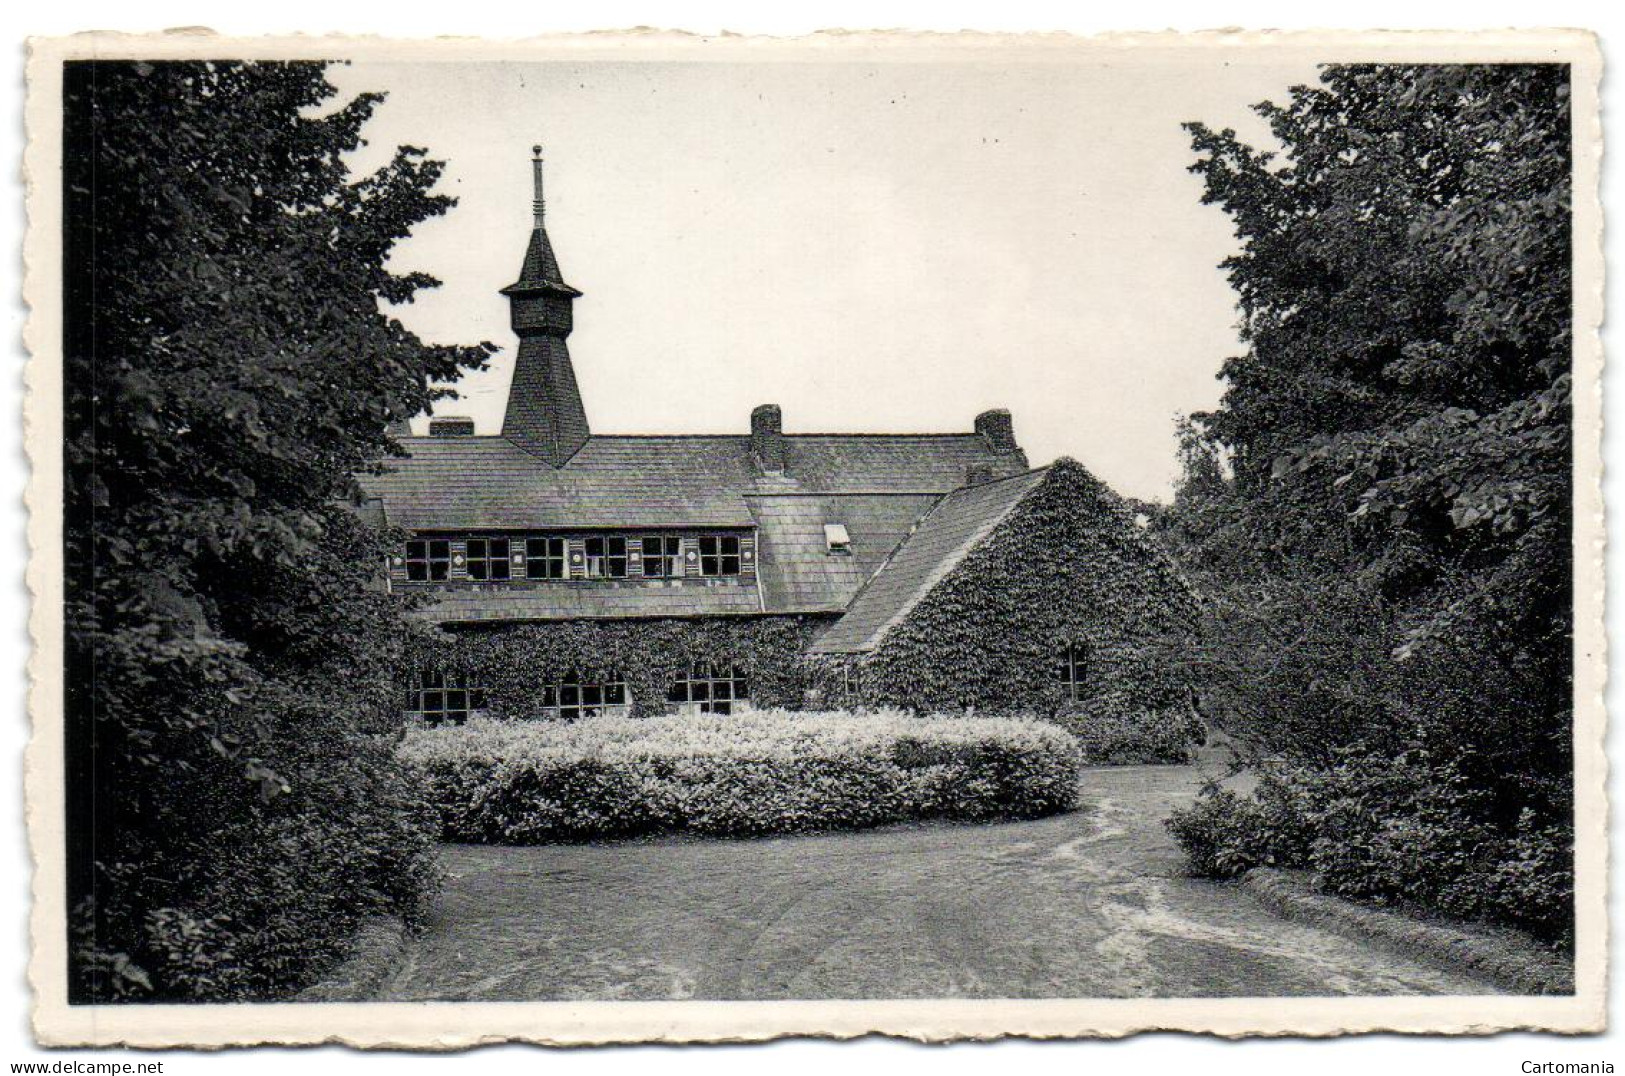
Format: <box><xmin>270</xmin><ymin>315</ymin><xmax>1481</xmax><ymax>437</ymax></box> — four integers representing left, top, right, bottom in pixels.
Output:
<box><xmin>379</xmin><ymin>763</ymin><xmax>1505</xmax><ymax>1000</ymax></box>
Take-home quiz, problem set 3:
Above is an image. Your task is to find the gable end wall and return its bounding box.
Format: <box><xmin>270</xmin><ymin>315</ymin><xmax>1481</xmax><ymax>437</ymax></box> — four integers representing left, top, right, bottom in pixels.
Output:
<box><xmin>855</xmin><ymin>461</ymin><xmax>1199</xmax><ymax>717</ymax></box>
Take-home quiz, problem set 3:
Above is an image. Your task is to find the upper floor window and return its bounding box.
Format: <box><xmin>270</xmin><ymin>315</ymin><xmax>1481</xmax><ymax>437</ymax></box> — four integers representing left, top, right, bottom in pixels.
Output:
<box><xmin>699</xmin><ymin>534</ymin><xmax>742</xmax><ymax>576</ymax></box>
<box><xmin>406</xmin><ymin>538</ymin><xmax>451</xmax><ymax>582</ymax></box>
<box><xmin>526</xmin><ymin>537</ymin><xmax>567</xmax><ymax>579</ymax></box>
<box><xmin>1056</xmin><ymin>643</ymin><xmax>1088</xmax><ymax>702</ymax></box>
<box><xmin>398</xmin><ymin>532</ymin><xmax>751</xmax><ymax>584</ymax></box>
<box><xmin>465</xmin><ymin>537</ymin><xmax>511</xmax><ymax>581</ymax></box>
<box><xmin>642</xmin><ymin>535</ymin><xmax>682</xmax><ymax>578</ymax></box>
<box><xmin>584</xmin><ymin>535</ymin><xmax>629</xmax><ymax>578</ymax></box>
<box><xmin>823</xmin><ymin>523</ymin><xmax>852</xmax><ymax>556</ymax></box>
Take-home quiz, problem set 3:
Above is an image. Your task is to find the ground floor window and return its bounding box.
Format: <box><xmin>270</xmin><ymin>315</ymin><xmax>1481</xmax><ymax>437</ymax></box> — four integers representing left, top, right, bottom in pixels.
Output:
<box><xmin>839</xmin><ymin>663</ymin><xmax>860</xmax><ymax>708</ymax></box>
<box><xmin>1056</xmin><ymin>643</ymin><xmax>1088</xmax><ymax>702</ymax></box>
<box><xmin>415</xmin><ymin>670</ymin><xmax>486</xmax><ymax>726</ymax></box>
<box><xmin>669</xmin><ymin>663</ymin><xmax>750</xmax><ymax>714</ymax></box>
<box><xmin>542</xmin><ymin>671</ymin><xmax>628</xmax><ymax>721</ymax></box>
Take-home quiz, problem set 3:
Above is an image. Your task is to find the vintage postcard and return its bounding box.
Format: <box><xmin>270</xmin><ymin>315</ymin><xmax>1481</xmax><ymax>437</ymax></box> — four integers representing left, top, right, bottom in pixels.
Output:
<box><xmin>23</xmin><ymin>29</ymin><xmax>1605</xmax><ymax>1046</ymax></box>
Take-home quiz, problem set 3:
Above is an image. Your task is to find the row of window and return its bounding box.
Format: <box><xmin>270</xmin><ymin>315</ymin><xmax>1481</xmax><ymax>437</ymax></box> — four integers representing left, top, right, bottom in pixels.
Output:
<box><xmin>417</xmin><ymin>647</ymin><xmax>1088</xmax><ymax>725</ymax></box>
<box><xmin>413</xmin><ymin>664</ymin><xmax>751</xmax><ymax>725</ymax></box>
<box><xmin>402</xmin><ymin>534</ymin><xmax>745</xmax><ymax>583</ymax></box>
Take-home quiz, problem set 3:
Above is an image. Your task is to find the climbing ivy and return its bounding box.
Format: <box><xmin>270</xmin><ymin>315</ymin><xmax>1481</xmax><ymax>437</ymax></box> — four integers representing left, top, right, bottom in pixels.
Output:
<box><xmin>838</xmin><ymin>458</ymin><xmax>1200</xmax><ymax>720</ymax></box>
<box><xmin>409</xmin><ymin>616</ymin><xmax>823</xmax><ymax>717</ymax></box>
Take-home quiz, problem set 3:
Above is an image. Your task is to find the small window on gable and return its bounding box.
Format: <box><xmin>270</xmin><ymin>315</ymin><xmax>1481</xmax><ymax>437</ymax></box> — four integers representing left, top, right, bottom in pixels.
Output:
<box><xmin>824</xmin><ymin>523</ymin><xmax>852</xmax><ymax>556</ymax></box>
<box><xmin>1056</xmin><ymin>643</ymin><xmax>1088</xmax><ymax>703</ymax></box>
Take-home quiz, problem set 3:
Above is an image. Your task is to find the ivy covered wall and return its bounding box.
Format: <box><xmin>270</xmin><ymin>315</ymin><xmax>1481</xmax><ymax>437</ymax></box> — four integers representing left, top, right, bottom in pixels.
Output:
<box><xmin>410</xmin><ymin>615</ymin><xmax>827</xmax><ymax>718</ymax></box>
<box><xmin>847</xmin><ymin>458</ymin><xmax>1200</xmax><ymax>719</ymax></box>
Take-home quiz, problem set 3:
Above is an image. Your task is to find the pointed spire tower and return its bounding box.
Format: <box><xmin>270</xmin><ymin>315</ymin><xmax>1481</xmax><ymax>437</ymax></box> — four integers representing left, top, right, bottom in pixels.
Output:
<box><xmin>500</xmin><ymin>145</ymin><xmax>589</xmax><ymax>466</ymax></box>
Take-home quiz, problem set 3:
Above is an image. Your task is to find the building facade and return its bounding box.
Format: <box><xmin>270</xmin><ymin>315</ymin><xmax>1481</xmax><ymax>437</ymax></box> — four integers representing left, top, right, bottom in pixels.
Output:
<box><xmin>360</xmin><ymin>150</ymin><xmax>1196</xmax><ymax>724</ymax></box>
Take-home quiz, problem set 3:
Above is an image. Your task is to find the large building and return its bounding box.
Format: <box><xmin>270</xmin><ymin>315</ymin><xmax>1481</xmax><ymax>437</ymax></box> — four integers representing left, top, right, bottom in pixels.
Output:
<box><xmin>361</xmin><ymin>150</ymin><xmax>1197</xmax><ymax>725</ymax></box>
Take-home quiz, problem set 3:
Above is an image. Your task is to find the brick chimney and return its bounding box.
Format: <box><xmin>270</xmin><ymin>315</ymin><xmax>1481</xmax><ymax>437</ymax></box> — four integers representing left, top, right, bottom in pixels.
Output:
<box><xmin>975</xmin><ymin>408</ymin><xmax>1019</xmax><ymax>454</ymax></box>
<box><xmin>752</xmin><ymin>404</ymin><xmax>787</xmax><ymax>474</ymax></box>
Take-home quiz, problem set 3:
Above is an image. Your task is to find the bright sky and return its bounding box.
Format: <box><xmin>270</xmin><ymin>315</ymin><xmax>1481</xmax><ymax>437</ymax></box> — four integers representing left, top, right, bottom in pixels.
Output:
<box><xmin>327</xmin><ymin>54</ymin><xmax>1317</xmax><ymax>502</ymax></box>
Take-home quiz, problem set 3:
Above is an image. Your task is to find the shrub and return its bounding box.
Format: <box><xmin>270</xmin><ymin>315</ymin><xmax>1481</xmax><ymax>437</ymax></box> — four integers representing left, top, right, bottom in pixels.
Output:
<box><xmin>1481</xmin><ymin>810</ymin><xmax>1575</xmax><ymax>943</ymax></box>
<box><xmin>1293</xmin><ymin>748</ymin><xmax>1500</xmax><ymax>918</ymax></box>
<box><xmin>399</xmin><ymin>710</ymin><xmax>1081</xmax><ymax>843</ymax></box>
<box><xmin>1164</xmin><ymin>770</ymin><xmax>1312</xmax><ymax>877</ymax></box>
<box><xmin>70</xmin><ymin>727</ymin><xmax>443</xmax><ymax>1002</ymax></box>
<box><xmin>1052</xmin><ymin>707</ymin><xmax>1205</xmax><ymax>765</ymax></box>
<box><xmin>1165</xmin><ymin>748</ymin><xmax>1573</xmax><ymax>947</ymax></box>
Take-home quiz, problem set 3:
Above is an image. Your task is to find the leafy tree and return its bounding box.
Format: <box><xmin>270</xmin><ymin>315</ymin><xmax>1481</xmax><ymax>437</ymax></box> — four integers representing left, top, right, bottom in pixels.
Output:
<box><xmin>62</xmin><ymin>60</ymin><xmax>491</xmax><ymax>999</ymax></box>
<box><xmin>1160</xmin><ymin>65</ymin><xmax>1573</xmax><ymax>938</ymax></box>
<box><xmin>1181</xmin><ymin>63</ymin><xmax>1570</xmax><ymax>672</ymax></box>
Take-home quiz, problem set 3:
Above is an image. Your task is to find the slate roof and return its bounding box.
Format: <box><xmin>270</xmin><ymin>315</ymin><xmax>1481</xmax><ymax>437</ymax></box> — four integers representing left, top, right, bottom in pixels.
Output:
<box><xmin>501</xmin><ymin>226</ymin><xmax>580</xmax><ymax>297</ymax></box>
<box><xmin>808</xmin><ymin>467</ymin><xmax>1051</xmax><ymax>655</ymax></box>
<box><xmin>411</xmin><ymin>577</ymin><xmax>762</xmax><ymax>625</ymax></box>
<box><xmin>359</xmin><ymin>432</ymin><xmax>1019</xmax><ymax>532</ymax></box>
<box><xmin>748</xmin><ymin>493</ymin><xmax>942</xmax><ymax>613</ymax></box>
<box><xmin>361</xmin><ymin>428</ymin><xmax>1028</xmax><ymax>624</ymax></box>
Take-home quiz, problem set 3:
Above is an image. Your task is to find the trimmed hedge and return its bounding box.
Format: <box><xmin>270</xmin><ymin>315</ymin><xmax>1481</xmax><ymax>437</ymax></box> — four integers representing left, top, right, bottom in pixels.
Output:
<box><xmin>399</xmin><ymin>711</ymin><xmax>1081</xmax><ymax>842</ymax></box>
<box><xmin>1048</xmin><ymin>707</ymin><xmax>1206</xmax><ymax>766</ymax></box>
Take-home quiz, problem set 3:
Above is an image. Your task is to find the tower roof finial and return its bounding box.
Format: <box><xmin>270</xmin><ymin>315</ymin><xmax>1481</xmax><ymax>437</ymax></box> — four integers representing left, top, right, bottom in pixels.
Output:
<box><xmin>530</xmin><ymin>145</ymin><xmax>546</xmax><ymax>228</ymax></box>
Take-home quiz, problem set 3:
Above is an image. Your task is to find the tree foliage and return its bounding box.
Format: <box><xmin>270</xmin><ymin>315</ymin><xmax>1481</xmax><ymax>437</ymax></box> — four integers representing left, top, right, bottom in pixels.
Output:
<box><xmin>63</xmin><ymin>60</ymin><xmax>491</xmax><ymax>999</ymax></box>
<box><xmin>1176</xmin><ymin>63</ymin><xmax>1570</xmax><ymax>670</ymax></box>
<box><xmin>1159</xmin><ymin>64</ymin><xmax>1572</xmax><ymax>938</ymax></box>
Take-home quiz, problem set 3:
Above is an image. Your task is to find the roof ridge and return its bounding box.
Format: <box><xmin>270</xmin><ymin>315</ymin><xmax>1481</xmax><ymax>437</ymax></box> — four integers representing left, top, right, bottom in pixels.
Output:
<box><xmin>740</xmin><ymin>491</ymin><xmax>949</xmax><ymax>499</ymax></box>
<box><xmin>938</xmin><ymin>462</ymin><xmax>1053</xmax><ymax>498</ymax></box>
<box><xmin>588</xmin><ymin>432</ymin><xmax>986</xmax><ymax>441</ymax></box>
<box><xmin>784</xmin><ymin>432</ymin><xmax>982</xmax><ymax>440</ymax></box>
<box><xmin>396</xmin><ymin>431</ymin><xmax>993</xmax><ymax>442</ymax></box>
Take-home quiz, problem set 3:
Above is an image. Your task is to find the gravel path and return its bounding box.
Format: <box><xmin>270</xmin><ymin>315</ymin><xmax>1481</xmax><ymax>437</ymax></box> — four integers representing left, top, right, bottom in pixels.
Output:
<box><xmin>379</xmin><ymin>763</ymin><xmax>1505</xmax><ymax>1000</ymax></box>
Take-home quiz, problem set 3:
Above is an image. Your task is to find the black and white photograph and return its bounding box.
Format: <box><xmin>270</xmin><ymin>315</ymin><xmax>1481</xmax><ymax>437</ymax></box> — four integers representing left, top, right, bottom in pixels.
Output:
<box><xmin>18</xmin><ymin>24</ymin><xmax>1605</xmax><ymax>1052</ymax></box>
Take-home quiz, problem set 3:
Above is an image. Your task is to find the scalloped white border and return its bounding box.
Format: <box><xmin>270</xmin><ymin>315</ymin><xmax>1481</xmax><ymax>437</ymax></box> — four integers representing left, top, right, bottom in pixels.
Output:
<box><xmin>21</xmin><ymin>27</ymin><xmax>1606</xmax><ymax>1046</ymax></box>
